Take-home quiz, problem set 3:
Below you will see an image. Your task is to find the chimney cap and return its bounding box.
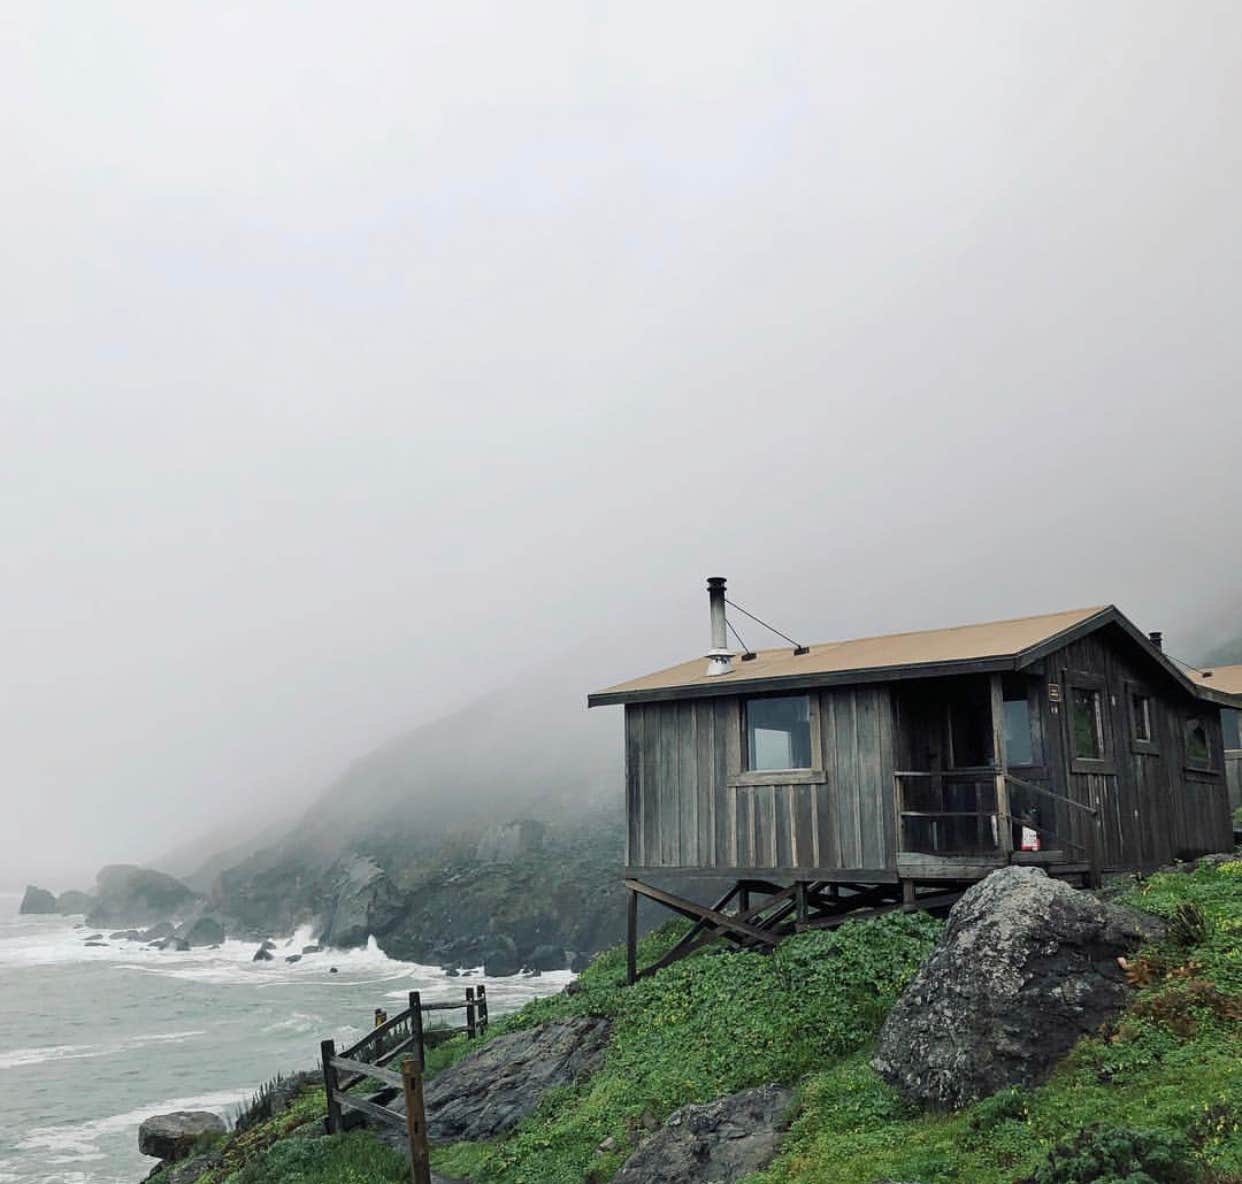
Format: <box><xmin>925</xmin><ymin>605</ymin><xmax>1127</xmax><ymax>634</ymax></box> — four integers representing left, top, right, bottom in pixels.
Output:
<box><xmin>1148</xmin><ymin>630</ymin><xmax>1164</xmax><ymax>650</ymax></box>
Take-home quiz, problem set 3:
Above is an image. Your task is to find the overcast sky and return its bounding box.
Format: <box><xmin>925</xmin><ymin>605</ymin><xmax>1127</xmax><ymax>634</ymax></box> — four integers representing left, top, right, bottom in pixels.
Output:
<box><xmin>2</xmin><ymin>2</ymin><xmax>1239</xmax><ymax>888</ymax></box>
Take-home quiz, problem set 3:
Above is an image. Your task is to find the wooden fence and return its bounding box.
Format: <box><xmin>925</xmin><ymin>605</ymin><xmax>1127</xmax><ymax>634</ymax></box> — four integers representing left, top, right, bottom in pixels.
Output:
<box><xmin>319</xmin><ymin>986</ymin><xmax>489</xmax><ymax>1184</ymax></box>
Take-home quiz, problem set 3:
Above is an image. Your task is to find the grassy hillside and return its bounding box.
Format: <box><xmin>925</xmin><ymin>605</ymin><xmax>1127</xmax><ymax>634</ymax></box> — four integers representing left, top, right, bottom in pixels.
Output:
<box><xmin>160</xmin><ymin>859</ymin><xmax>1242</xmax><ymax>1184</ymax></box>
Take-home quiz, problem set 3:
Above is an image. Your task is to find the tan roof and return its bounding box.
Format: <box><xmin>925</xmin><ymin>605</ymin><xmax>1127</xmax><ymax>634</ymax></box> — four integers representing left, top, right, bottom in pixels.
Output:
<box><xmin>591</xmin><ymin>605</ymin><xmax>1110</xmax><ymax>703</ymax></box>
<box><xmin>1190</xmin><ymin>664</ymin><xmax>1242</xmax><ymax>697</ymax></box>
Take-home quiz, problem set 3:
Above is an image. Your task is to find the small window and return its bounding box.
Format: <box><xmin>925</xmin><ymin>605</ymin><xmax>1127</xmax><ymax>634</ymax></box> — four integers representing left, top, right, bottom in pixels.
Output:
<box><xmin>1131</xmin><ymin>693</ymin><xmax>1153</xmax><ymax>743</ymax></box>
<box><xmin>1184</xmin><ymin>716</ymin><xmax>1213</xmax><ymax>770</ymax></box>
<box><xmin>746</xmin><ymin>695</ymin><xmax>812</xmax><ymax>771</ymax></box>
<box><xmin>1071</xmin><ymin>686</ymin><xmax>1105</xmax><ymax>759</ymax></box>
<box><xmin>1223</xmin><ymin>708</ymin><xmax>1241</xmax><ymax>752</ymax></box>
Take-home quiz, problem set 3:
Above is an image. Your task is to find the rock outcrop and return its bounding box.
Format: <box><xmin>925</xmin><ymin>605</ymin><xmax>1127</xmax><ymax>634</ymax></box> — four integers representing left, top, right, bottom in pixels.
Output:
<box><xmin>410</xmin><ymin>1016</ymin><xmax>611</xmax><ymax>1142</ymax></box>
<box><xmin>19</xmin><ymin>885</ymin><xmax>57</xmax><ymax>914</ymax></box>
<box><xmin>873</xmin><ymin>866</ymin><xmax>1163</xmax><ymax>1109</ymax></box>
<box><xmin>612</xmin><ymin>1084</ymin><xmax>794</xmax><ymax>1184</ymax></box>
<box><xmin>88</xmin><ymin>865</ymin><xmax>196</xmax><ymax>927</ymax></box>
<box><xmin>54</xmin><ymin>889</ymin><xmax>94</xmax><ymax>915</ymax></box>
<box><xmin>318</xmin><ymin>856</ymin><xmax>406</xmax><ymax>948</ymax></box>
<box><xmin>137</xmin><ymin>1111</ymin><xmax>226</xmax><ymax>1161</ymax></box>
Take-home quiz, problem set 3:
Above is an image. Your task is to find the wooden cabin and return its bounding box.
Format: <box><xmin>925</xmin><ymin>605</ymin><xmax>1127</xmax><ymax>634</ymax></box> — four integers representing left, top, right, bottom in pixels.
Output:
<box><xmin>588</xmin><ymin>580</ymin><xmax>1240</xmax><ymax>979</ymax></box>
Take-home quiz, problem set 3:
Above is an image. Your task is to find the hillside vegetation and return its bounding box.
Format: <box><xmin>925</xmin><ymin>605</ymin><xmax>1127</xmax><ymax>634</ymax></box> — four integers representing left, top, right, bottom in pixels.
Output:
<box><xmin>155</xmin><ymin>859</ymin><xmax>1242</xmax><ymax>1184</ymax></box>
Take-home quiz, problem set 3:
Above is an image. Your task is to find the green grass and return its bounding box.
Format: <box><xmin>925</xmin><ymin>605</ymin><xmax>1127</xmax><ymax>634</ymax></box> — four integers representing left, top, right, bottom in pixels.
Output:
<box><xmin>229</xmin><ymin>1131</ymin><xmax>409</xmax><ymax>1184</ymax></box>
<box><xmin>749</xmin><ymin>859</ymin><xmax>1242</xmax><ymax>1184</ymax></box>
<box><xmin>170</xmin><ymin>859</ymin><xmax>1242</xmax><ymax>1184</ymax></box>
<box><xmin>431</xmin><ymin>910</ymin><xmax>941</xmax><ymax>1184</ymax></box>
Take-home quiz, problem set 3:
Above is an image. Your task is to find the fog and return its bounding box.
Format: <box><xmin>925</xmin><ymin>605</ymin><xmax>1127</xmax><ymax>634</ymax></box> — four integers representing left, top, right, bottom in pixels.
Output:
<box><xmin>2</xmin><ymin>2</ymin><xmax>1239</xmax><ymax>888</ymax></box>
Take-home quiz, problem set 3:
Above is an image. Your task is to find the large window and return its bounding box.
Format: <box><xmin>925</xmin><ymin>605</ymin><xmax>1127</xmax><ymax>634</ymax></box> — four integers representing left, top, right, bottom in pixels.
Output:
<box><xmin>1002</xmin><ymin>677</ymin><xmax>1037</xmax><ymax>766</ymax></box>
<box><xmin>1184</xmin><ymin>716</ymin><xmax>1213</xmax><ymax>770</ymax></box>
<box><xmin>1223</xmin><ymin>708</ymin><xmax>1241</xmax><ymax>752</ymax></box>
<box><xmin>1070</xmin><ymin>686</ymin><xmax>1105</xmax><ymax>759</ymax></box>
<box><xmin>746</xmin><ymin>695</ymin><xmax>813</xmax><ymax>771</ymax></box>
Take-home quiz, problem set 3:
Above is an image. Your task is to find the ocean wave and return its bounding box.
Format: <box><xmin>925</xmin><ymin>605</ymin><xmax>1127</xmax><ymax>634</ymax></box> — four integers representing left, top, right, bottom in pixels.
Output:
<box><xmin>260</xmin><ymin>1011</ymin><xmax>323</xmax><ymax>1035</ymax></box>
<box><xmin>0</xmin><ymin>1030</ymin><xmax>207</xmax><ymax>1072</ymax></box>
<box><xmin>15</xmin><ymin>1087</ymin><xmax>253</xmax><ymax>1162</ymax></box>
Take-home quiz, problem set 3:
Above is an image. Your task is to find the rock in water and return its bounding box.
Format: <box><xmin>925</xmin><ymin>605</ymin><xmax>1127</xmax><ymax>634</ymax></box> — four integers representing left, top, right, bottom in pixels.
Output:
<box><xmin>182</xmin><ymin>916</ymin><xmax>226</xmax><ymax>947</ymax></box>
<box><xmin>19</xmin><ymin>885</ymin><xmax>57</xmax><ymax>914</ymax></box>
<box><xmin>88</xmin><ymin>865</ymin><xmax>196</xmax><ymax>927</ymax></box>
<box><xmin>873</xmin><ymin>866</ymin><xmax>1162</xmax><ymax>1109</ymax></box>
<box><xmin>54</xmin><ymin>889</ymin><xmax>94</xmax><ymax>915</ymax></box>
<box><xmin>137</xmin><ymin>1111</ymin><xmax>225</xmax><ymax>1161</ymax></box>
<box><xmin>252</xmin><ymin>945</ymin><xmax>273</xmax><ymax>961</ymax></box>
<box><xmin>412</xmin><ymin>1016</ymin><xmax>611</xmax><ymax>1142</ymax></box>
<box><xmin>612</xmin><ymin>1084</ymin><xmax>794</xmax><ymax>1184</ymax></box>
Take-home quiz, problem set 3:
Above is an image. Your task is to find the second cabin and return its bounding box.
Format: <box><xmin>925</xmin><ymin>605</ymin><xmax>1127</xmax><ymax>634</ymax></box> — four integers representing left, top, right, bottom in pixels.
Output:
<box><xmin>589</xmin><ymin>580</ymin><xmax>1238</xmax><ymax>977</ymax></box>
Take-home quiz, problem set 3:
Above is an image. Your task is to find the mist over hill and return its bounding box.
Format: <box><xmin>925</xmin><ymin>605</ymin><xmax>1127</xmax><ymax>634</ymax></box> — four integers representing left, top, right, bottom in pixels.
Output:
<box><xmin>191</xmin><ymin>657</ymin><xmax>632</xmax><ymax>970</ymax></box>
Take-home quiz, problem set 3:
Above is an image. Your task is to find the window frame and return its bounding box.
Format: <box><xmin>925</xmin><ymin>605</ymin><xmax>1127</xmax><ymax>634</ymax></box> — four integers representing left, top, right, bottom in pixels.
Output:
<box><xmin>1222</xmin><ymin>707</ymin><xmax>1241</xmax><ymax>753</ymax></box>
<box><xmin>1182</xmin><ymin>713</ymin><xmax>1217</xmax><ymax>774</ymax></box>
<box><xmin>1001</xmin><ymin>675</ymin><xmax>1044</xmax><ymax>770</ymax></box>
<box><xmin>1125</xmin><ymin>681</ymin><xmax>1159</xmax><ymax>755</ymax></box>
<box><xmin>731</xmin><ymin>693</ymin><xmax>825</xmax><ymax>786</ymax></box>
<box><xmin>1064</xmin><ymin>669</ymin><xmax>1114</xmax><ymax>774</ymax></box>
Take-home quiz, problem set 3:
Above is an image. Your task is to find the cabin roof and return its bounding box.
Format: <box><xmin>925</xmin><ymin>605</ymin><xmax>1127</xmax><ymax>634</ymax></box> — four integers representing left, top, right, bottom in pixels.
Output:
<box><xmin>1191</xmin><ymin>664</ymin><xmax>1242</xmax><ymax>698</ymax></box>
<box><xmin>589</xmin><ymin>604</ymin><xmax>1236</xmax><ymax>707</ymax></box>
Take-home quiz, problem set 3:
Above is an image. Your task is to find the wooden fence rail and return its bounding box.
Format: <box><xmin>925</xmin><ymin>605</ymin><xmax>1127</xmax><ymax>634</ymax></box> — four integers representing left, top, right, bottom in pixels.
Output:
<box><xmin>319</xmin><ymin>986</ymin><xmax>489</xmax><ymax>1184</ymax></box>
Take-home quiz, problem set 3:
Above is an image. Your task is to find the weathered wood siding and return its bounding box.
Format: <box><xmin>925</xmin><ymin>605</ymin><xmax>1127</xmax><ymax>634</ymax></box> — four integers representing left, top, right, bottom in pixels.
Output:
<box><xmin>1040</xmin><ymin>627</ymin><xmax>1232</xmax><ymax>869</ymax></box>
<box><xmin>624</xmin><ymin>686</ymin><xmax>896</xmax><ymax>873</ymax></box>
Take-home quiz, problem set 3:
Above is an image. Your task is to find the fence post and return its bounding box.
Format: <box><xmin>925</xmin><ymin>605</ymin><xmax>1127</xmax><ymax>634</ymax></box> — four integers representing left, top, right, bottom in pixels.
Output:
<box><xmin>409</xmin><ymin>991</ymin><xmax>426</xmax><ymax>1069</ymax></box>
<box><xmin>465</xmin><ymin>987</ymin><xmax>477</xmax><ymax>1039</ymax></box>
<box><xmin>320</xmin><ymin>1038</ymin><xmax>342</xmax><ymax>1135</ymax></box>
<box><xmin>476</xmin><ymin>983</ymin><xmax>489</xmax><ymax>1034</ymax></box>
<box><xmin>401</xmin><ymin>1056</ymin><xmax>432</xmax><ymax>1184</ymax></box>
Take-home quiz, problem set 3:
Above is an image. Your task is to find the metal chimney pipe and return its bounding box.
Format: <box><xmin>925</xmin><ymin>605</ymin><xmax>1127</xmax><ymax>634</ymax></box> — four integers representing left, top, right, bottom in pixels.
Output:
<box><xmin>705</xmin><ymin>577</ymin><xmax>732</xmax><ymax>676</ymax></box>
<box><xmin>707</xmin><ymin>577</ymin><xmax>728</xmax><ymax>650</ymax></box>
<box><xmin>1148</xmin><ymin>630</ymin><xmax>1163</xmax><ymax>651</ymax></box>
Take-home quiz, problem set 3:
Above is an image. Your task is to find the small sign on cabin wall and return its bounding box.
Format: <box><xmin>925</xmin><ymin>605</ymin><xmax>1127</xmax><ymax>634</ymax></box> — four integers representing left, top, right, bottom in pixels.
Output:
<box><xmin>1048</xmin><ymin>682</ymin><xmax>1062</xmax><ymax>703</ymax></box>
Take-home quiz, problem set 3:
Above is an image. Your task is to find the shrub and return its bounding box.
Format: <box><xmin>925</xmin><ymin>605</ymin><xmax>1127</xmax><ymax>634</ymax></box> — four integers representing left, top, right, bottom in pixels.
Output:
<box><xmin>1027</xmin><ymin>1125</ymin><xmax>1196</xmax><ymax>1184</ymax></box>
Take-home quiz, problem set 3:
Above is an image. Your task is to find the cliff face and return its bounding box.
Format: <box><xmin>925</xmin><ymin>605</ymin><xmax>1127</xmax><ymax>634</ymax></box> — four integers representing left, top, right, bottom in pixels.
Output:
<box><xmin>209</xmin><ymin>808</ymin><xmax>626</xmax><ymax>971</ymax></box>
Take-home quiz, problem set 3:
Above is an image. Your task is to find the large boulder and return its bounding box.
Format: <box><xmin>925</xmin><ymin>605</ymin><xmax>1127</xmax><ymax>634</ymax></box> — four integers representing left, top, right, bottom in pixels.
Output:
<box><xmin>137</xmin><ymin>1110</ymin><xmax>226</xmax><ymax>1161</ymax></box>
<box><xmin>612</xmin><ymin>1084</ymin><xmax>794</xmax><ymax>1184</ymax></box>
<box><xmin>19</xmin><ymin>885</ymin><xmax>57</xmax><ymax>914</ymax></box>
<box><xmin>411</xmin><ymin>1016</ymin><xmax>611</xmax><ymax>1142</ymax></box>
<box><xmin>88</xmin><ymin>865</ymin><xmax>196</xmax><ymax>927</ymax></box>
<box><xmin>55</xmin><ymin>889</ymin><xmax>94</xmax><ymax>915</ymax></box>
<box><xmin>319</xmin><ymin>856</ymin><xmax>407</xmax><ymax>948</ymax></box>
<box><xmin>873</xmin><ymin>867</ymin><xmax>1163</xmax><ymax>1109</ymax></box>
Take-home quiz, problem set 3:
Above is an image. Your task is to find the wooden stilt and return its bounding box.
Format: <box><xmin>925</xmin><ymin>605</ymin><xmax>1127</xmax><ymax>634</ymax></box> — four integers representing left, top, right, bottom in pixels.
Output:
<box><xmin>901</xmin><ymin>880</ymin><xmax>916</xmax><ymax>913</ymax></box>
<box><xmin>626</xmin><ymin>885</ymin><xmax>638</xmax><ymax>985</ymax></box>
<box><xmin>795</xmin><ymin>881</ymin><xmax>808</xmax><ymax>927</ymax></box>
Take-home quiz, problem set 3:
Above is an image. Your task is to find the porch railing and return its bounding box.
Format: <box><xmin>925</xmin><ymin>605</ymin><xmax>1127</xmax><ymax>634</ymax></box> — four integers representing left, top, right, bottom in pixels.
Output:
<box><xmin>894</xmin><ymin>769</ymin><xmax>1101</xmax><ymax>883</ymax></box>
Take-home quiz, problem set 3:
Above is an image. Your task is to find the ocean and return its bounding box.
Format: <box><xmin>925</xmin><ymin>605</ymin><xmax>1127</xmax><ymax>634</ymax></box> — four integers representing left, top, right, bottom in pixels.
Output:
<box><xmin>0</xmin><ymin>892</ymin><xmax>573</xmax><ymax>1184</ymax></box>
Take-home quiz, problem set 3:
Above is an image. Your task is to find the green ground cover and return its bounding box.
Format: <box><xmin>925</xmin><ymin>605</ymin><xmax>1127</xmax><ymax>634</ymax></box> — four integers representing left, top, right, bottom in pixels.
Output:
<box><xmin>163</xmin><ymin>858</ymin><xmax>1242</xmax><ymax>1184</ymax></box>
